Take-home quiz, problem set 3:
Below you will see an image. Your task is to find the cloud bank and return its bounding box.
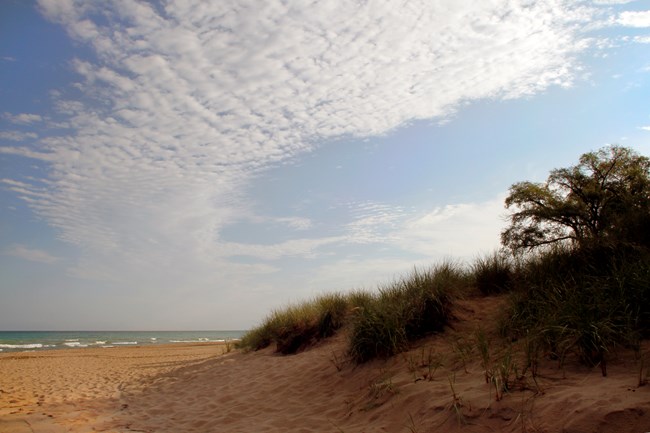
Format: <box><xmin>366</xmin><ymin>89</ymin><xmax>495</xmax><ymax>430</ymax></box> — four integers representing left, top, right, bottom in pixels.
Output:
<box><xmin>3</xmin><ymin>0</ymin><xmax>602</xmax><ymax>289</ymax></box>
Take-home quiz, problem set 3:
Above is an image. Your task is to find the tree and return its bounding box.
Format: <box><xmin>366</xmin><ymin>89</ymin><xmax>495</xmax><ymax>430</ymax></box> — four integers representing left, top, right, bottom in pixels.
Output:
<box><xmin>501</xmin><ymin>145</ymin><xmax>650</xmax><ymax>252</ymax></box>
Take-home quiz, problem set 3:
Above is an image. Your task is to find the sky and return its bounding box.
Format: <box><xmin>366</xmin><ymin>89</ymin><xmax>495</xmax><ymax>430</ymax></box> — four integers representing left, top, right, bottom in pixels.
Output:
<box><xmin>1</xmin><ymin>0</ymin><xmax>650</xmax><ymax>331</ymax></box>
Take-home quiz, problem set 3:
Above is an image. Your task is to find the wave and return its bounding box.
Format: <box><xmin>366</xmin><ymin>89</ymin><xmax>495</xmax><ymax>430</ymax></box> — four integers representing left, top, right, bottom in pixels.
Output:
<box><xmin>64</xmin><ymin>342</ymin><xmax>89</xmax><ymax>347</ymax></box>
<box><xmin>0</xmin><ymin>343</ymin><xmax>44</xmax><ymax>349</ymax></box>
<box><xmin>169</xmin><ymin>338</ymin><xmax>223</xmax><ymax>343</ymax></box>
<box><xmin>112</xmin><ymin>341</ymin><xmax>138</xmax><ymax>345</ymax></box>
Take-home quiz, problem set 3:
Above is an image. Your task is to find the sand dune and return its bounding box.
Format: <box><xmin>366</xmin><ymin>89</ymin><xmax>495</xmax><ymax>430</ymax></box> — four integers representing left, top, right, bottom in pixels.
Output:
<box><xmin>2</xmin><ymin>297</ymin><xmax>649</xmax><ymax>432</ymax></box>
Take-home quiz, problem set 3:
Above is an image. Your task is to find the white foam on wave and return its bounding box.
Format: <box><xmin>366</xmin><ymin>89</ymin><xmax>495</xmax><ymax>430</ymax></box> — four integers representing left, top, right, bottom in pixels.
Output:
<box><xmin>95</xmin><ymin>341</ymin><xmax>107</xmax><ymax>345</ymax></box>
<box><xmin>64</xmin><ymin>342</ymin><xmax>88</xmax><ymax>347</ymax></box>
<box><xmin>112</xmin><ymin>341</ymin><xmax>138</xmax><ymax>345</ymax></box>
<box><xmin>0</xmin><ymin>343</ymin><xmax>44</xmax><ymax>349</ymax></box>
<box><xmin>170</xmin><ymin>338</ymin><xmax>222</xmax><ymax>343</ymax></box>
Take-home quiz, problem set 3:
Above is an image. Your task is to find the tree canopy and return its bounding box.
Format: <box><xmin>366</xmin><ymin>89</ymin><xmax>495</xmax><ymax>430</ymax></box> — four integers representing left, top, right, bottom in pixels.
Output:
<box><xmin>501</xmin><ymin>145</ymin><xmax>650</xmax><ymax>252</ymax></box>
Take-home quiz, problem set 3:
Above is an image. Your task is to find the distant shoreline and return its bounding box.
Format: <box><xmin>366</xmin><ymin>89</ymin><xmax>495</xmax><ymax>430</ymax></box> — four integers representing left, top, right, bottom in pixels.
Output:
<box><xmin>0</xmin><ymin>330</ymin><xmax>244</xmax><ymax>353</ymax></box>
<box><xmin>0</xmin><ymin>340</ymin><xmax>230</xmax><ymax>359</ymax></box>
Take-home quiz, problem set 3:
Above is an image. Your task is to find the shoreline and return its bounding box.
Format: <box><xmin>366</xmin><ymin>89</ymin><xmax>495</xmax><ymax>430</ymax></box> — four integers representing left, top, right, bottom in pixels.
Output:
<box><xmin>0</xmin><ymin>330</ymin><xmax>243</xmax><ymax>354</ymax></box>
<box><xmin>0</xmin><ymin>340</ymin><xmax>234</xmax><ymax>356</ymax></box>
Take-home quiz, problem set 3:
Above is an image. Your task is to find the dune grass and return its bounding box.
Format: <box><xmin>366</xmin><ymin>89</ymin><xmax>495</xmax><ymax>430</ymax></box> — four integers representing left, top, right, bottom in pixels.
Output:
<box><xmin>471</xmin><ymin>251</ymin><xmax>514</xmax><ymax>296</ymax></box>
<box><xmin>499</xmin><ymin>244</ymin><xmax>650</xmax><ymax>375</ymax></box>
<box><xmin>240</xmin><ymin>243</ymin><xmax>649</xmax><ymax>374</ymax></box>
<box><xmin>348</xmin><ymin>262</ymin><xmax>465</xmax><ymax>363</ymax></box>
<box><xmin>239</xmin><ymin>262</ymin><xmax>468</xmax><ymax>361</ymax></box>
<box><xmin>238</xmin><ymin>292</ymin><xmax>353</xmax><ymax>354</ymax></box>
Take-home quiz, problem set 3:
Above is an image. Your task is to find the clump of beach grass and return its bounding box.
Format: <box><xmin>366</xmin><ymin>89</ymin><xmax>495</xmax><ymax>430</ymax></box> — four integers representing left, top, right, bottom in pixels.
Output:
<box><xmin>240</xmin><ymin>261</ymin><xmax>468</xmax><ymax>362</ymax></box>
<box><xmin>238</xmin><ymin>291</ymin><xmax>351</xmax><ymax>354</ymax></box>
<box><xmin>348</xmin><ymin>262</ymin><xmax>466</xmax><ymax>363</ymax></box>
<box><xmin>471</xmin><ymin>250</ymin><xmax>514</xmax><ymax>296</ymax></box>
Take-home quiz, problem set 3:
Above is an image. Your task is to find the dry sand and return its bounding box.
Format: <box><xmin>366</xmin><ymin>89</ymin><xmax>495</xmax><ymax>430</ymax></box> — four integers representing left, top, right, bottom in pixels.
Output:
<box><xmin>0</xmin><ymin>343</ymin><xmax>228</xmax><ymax>432</ymax></box>
<box><xmin>2</xmin><ymin>297</ymin><xmax>650</xmax><ymax>432</ymax></box>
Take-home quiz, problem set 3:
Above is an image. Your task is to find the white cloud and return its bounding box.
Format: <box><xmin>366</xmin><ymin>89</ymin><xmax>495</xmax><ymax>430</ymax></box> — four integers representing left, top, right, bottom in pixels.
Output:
<box><xmin>189</xmin><ymin>194</ymin><xmax>505</xmax><ymax>269</ymax></box>
<box><xmin>2</xmin><ymin>112</ymin><xmax>43</xmax><ymax>124</ymax></box>
<box><xmin>302</xmin><ymin>195</ymin><xmax>507</xmax><ymax>291</ymax></box>
<box><xmin>6</xmin><ymin>0</ymin><xmax>599</xmax><ymax>286</ymax></box>
<box><xmin>640</xmin><ymin>126</ymin><xmax>650</xmax><ymax>131</ymax></box>
<box><xmin>592</xmin><ymin>0</ymin><xmax>635</xmax><ymax>4</ymax></box>
<box><xmin>634</xmin><ymin>35</ymin><xmax>650</xmax><ymax>43</ymax></box>
<box><xmin>4</xmin><ymin>244</ymin><xmax>60</xmax><ymax>264</ymax></box>
<box><xmin>0</xmin><ymin>146</ymin><xmax>54</xmax><ymax>161</ymax></box>
<box><xmin>307</xmin><ymin>257</ymin><xmax>433</xmax><ymax>293</ymax></box>
<box><xmin>345</xmin><ymin>201</ymin><xmax>409</xmax><ymax>244</ymax></box>
<box><xmin>1</xmin><ymin>178</ymin><xmax>50</xmax><ymax>198</ymax></box>
<box><xmin>395</xmin><ymin>196</ymin><xmax>507</xmax><ymax>259</ymax></box>
<box><xmin>219</xmin><ymin>236</ymin><xmax>348</xmax><ymax>261</ymax></box>
<box><xmin>618</xmin><ymin>10</ymin><xmax>650</xmax><ymax>27</ymax></box>
<box><xmin>275</xmin><ymin>217</ymin><xmax>313</xmax><ymax>231</ymax></box>
<box><xmin>0</xmin><ymin>131</ymin><xmax>38</xmax><ymax>141</ymax></box>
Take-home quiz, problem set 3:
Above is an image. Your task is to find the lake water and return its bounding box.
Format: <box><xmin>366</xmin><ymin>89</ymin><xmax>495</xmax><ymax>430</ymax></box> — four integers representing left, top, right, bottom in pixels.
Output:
<box><xmin>0</xmin><ymin>330</ymin><xmax>244</xmax><ymax>352</ymax></box>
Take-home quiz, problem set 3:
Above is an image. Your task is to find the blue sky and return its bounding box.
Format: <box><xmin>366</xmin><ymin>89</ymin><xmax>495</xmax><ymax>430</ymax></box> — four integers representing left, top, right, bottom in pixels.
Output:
<box><xmin>1</xmin><ymin>0</ymin><xmax>649</xmax><ymax>330</ymax></box>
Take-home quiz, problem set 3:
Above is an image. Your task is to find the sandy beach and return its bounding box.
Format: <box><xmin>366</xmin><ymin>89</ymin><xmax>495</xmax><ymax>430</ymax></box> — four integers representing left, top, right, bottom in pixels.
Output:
<box><xmin>2</xmin><ymin>297</ymin><xmax>650</xmax><ymax>433</ymax></box>
<box><xmin>0</xmin><ymin>343</ymin><xmax>228</xmax><ymax>433</ymax></box>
